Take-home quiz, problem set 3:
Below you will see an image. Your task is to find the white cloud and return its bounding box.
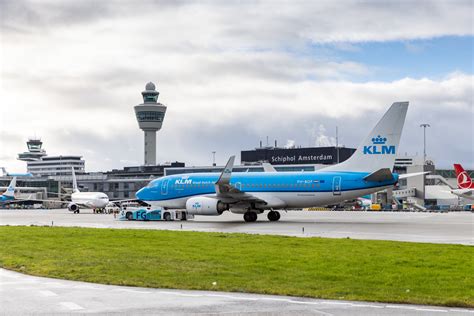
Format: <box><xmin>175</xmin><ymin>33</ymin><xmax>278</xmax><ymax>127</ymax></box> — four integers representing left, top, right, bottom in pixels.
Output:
<box><xmin>0</xmin><ymin>1</ymin><xmax>473</xmax><ymax>171</ymax></box>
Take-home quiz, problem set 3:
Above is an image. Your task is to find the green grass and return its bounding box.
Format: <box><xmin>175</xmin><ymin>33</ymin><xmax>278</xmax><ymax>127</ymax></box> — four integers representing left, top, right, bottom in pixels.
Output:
<box><xmin>0</xmin><ymin>226</ymin><xmax>472</xmax><ymax>307</ymax></box>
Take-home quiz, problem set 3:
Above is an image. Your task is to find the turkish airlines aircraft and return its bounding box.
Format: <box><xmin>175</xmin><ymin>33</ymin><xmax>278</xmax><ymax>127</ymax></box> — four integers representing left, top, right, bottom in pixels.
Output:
<box><xmin>451</xmin><ymin>164</ymin><xmax>474</xmax><ymax>201</ymax></box>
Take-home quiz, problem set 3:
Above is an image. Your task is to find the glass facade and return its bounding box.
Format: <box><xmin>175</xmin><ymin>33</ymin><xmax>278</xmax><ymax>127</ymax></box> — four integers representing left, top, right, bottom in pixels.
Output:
<box><xmin>136</xmin><ymin>111</ymin><xmax>164</xmax><ymax>122</ymax></box>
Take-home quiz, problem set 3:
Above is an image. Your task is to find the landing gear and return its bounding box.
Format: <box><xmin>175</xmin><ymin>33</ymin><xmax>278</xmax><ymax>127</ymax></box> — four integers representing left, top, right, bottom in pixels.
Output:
<box><xmin>243</xmin><ymin>211</ymin><xmax>258</xmax><ymax>222</ymax></box>
<box><xmin>267</xmin><ymin>211</ymin><xmax>280</xmax><ymax>221</ymax></box>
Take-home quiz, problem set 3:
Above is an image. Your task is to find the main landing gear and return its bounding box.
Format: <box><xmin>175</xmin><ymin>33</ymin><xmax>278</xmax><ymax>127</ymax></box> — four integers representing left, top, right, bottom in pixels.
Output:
<box><xmin>243</xmin><ymin>210</ymin><xmax>281</xmax><ymax>222</ymax></box>
<box><xmin>243</xmin><ymin>211</ymin><xmax>258</xmax><ymax>222</ymax></box>
<box><xmin>267</xmin><ymin>210</ymin><xmax>281</xmax><ymax>222</ymax></box>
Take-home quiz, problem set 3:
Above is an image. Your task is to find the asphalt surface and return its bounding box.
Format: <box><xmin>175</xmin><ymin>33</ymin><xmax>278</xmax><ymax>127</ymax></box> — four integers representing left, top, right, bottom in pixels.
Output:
<box><xmin>0</xmin><ymin>209</ymin><xmax>473</xmax><ymax>245</ymax></box>
<box><xmin>1</xmin><ymin>268</ymin><xmax>472</xmax><ymax>315</ymax></box>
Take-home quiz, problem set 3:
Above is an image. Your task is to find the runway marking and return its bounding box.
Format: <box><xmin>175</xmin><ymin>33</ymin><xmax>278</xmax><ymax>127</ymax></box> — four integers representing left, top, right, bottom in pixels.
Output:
<box><xmin>449</xmin><ymin>309</ymin><xmax>474</xmax><ymax>314</ymax></box>
<box><xmin>414</xmin><ymin>308</ymin><xmax>448</xmax><ymax>313</ymax></box>
<box><xmin>159</xmin><ymin>291</ymin><xmax>202</xmax><ymax>297</ymax></box>
<box><xmin>386</xmin><ymin>304</ymin><xmax>410</xmax><ymax>309</ymax></box>
<box><xmin>59</xmin><ymin>302</ymin><xmax>84</xmax><ymax>310</ymax></box>
<box><xmin>0</xmin><ymin>280</ymin><xmax>38</xmax><ymax>285</ymax></box>
<box><xmin>115</xmin><ymin>288</ymin><xmax>152</xmax><ymax>294</ymax></box>
<box><xmin>39</xmin><ymin>290</ymin><xmax>57</xmax><ymax>297</ymax></box>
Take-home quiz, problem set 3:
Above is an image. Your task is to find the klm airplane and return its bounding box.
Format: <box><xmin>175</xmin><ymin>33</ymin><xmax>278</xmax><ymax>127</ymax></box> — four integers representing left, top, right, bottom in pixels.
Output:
<box><xmin>0</xmin><ymin>177</ymin><xmax>17</xmax><ymax>205</ymax></box>
<box><xmin>137</xmin><ymin>102</ymin><xmax>419</xmax><ymax>222</ymax></box>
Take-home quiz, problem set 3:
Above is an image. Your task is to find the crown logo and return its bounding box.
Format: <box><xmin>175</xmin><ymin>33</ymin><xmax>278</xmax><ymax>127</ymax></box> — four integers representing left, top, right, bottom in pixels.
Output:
<box><xmin>371</xmin><ymin>135</ymin><xmax>387</xmax><ymax>145</ymax></box>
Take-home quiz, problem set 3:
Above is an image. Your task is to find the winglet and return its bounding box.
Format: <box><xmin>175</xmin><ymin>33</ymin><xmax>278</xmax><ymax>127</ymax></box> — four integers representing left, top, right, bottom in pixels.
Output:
<box><xmin>215</xmin><ymin>156</ymin><xmax>235</xmax><ymax>185</ymax></box>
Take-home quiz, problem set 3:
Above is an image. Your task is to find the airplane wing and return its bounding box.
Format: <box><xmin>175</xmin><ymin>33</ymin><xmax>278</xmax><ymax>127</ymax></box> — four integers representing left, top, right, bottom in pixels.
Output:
<box><xmin>214</xmin><ymin>156</ymin><xmax>268</xmax><ymax>205</ymax></box>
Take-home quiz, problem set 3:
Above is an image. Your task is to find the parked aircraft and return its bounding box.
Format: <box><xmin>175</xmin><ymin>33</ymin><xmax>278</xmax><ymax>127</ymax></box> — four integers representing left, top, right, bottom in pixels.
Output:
<box><xmin>136</xmin><ymin>102</ymin><xmax>420</xmax><ymax>222</ymax></box>
<box><xmin>1</xmin><ymin>167</ymin><xmax>33</xmax><ymax>177</ymax></box>
<box><xmin>66</xmin><ymin>167</ymin><xmax>109</xmax><ymax>213</ymax></box>
<box><xmin>452</xmin><ymin>164</ymin><xmax>474</xmax><ymax>201</ymax></box>
<box><xmin>0</xmin><ymin>177</ymin><xmax>17</xmax><ymax>204</ymax></box>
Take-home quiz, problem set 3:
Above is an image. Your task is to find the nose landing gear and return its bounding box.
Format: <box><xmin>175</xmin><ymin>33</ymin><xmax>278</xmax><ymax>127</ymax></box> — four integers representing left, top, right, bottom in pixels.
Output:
<box><xmin>267</xmin><ymin>210</ymin><xmax>281</xmax><ymax>221</ymax></box>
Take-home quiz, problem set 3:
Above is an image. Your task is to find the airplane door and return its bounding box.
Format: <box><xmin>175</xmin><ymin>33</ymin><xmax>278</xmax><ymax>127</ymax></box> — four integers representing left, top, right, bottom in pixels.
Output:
<box><xmin>161</xmin><ymin>179</ymin><xmax>169</xmax><ymax>195</ymax></box>
<box><xmin>235</xmin><ymin>182</ymin><xmax>242</xmax><ymax>190</ymax></box>
<box><xmin>332</xmin><ymin>176</ymin><xmax>342</xmax><ymax>196</ymax></box>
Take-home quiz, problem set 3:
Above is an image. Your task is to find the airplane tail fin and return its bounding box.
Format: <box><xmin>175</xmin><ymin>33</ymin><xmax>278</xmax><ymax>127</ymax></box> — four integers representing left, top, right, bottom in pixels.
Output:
<box><xmin>3</xmin><ymin>177</ymin><xmax>17</xmax><ymax>198</ymax></box>
<box><xmin>322</xmin><ymin>102</ymin><xmax>409</xmax><ymax>173</ymax></box>
<box><xmin>71</xmin><ymin>167</ymin><xmax>80</xmax><ymax>193</ymax></box>
<box><xmin>454</xmin><ymin>164</ymin><xmax>473</xmax><ymax>189</ymax></box>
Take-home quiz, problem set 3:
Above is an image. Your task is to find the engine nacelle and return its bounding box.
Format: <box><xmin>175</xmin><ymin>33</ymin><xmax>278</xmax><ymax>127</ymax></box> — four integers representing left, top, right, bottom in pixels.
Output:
<box><xmin>68</xmin><ymin>202</ymin><xmax>79</xmax><ymax>212</ymax></box>
<box><xmin>186</xmin><ymin>197</ymin><xmax>228</xmax><ymax>215</ymax></box>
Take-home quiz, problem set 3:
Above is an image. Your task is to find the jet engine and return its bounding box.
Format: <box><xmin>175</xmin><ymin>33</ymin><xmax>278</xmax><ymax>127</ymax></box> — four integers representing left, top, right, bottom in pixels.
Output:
<box><xmin>68</xmin><ymin>202</ymin><xmax>79</xmax><ymax>213</ymax></box>
<box><xmin>185</xmin><ymin>197</ymin><xmax>228</xmax><ymax>215</ymax></box>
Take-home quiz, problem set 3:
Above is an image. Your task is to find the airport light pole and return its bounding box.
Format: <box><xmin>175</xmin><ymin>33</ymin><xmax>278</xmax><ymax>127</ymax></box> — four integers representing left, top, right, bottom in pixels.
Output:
<box><xmin>420</xmin><ymin>123</ymin><xmax>430</xmax><ymax>207</ymax></box>
<box><xmin>420</xmin><ymin>124</ymin><xmax>430</xmax><ymax>164</ymax></box>
<box><xmin>336</xmin><ymin>126</ymin><xmax>339</xmax><ymax>163</ymax></box>
<box><xmin>212</xmin><ymin>151</ymin><xmax>216</xmax><ymax>167</ymax></box>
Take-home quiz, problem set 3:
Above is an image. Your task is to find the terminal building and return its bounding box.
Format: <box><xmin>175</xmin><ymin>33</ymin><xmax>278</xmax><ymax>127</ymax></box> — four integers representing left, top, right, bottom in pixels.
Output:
<box><xmin>18</xmin><ymin>138</ymin><xmax>85</xmax><ymax>177</ymax></box>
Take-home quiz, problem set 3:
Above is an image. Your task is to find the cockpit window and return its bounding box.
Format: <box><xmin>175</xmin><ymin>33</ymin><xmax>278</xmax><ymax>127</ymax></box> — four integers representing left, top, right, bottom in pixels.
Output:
<box><xmin>147</xmin><ymin>181</ymin><xmax>156</xmax><ymax>188</ymax></box>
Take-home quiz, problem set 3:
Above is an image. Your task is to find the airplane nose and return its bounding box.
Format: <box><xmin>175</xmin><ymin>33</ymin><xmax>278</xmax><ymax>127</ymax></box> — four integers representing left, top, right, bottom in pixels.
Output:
<box><xmin>136</xmin><ymin>187</ymin><xmax>146</xmax><ymax>200</ymax></box>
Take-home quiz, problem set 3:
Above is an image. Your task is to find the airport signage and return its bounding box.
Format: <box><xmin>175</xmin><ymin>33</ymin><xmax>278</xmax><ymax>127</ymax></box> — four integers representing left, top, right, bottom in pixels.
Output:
<box><xmin>241</xmin><ymin>146</ymin><xmax>356</xmax><ymax>165</ymax></box>
<box><xmin>270</xmin><ymin>154</ymin><xmax>333</xmax><ymax>164</ymax></box>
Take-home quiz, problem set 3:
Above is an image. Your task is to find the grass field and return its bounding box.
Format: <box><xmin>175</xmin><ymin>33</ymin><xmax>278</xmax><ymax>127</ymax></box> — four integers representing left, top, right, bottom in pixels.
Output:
<box><xmin>0</xmin><ymin>226</ymin><xmax>472</xmax><ymax>307</ymax></box>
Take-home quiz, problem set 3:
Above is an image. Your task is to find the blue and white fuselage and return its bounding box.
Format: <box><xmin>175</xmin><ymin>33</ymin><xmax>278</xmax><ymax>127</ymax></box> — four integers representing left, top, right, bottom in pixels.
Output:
<box><xmin>0</xmin><ymin>195</ymin><xmax>15</xmax><ymax>204</ymax></box>
<box><xmin>136</xmin><ymin>102</ymin><xmax>410</xmax><ymax>222</ymax></box>
<box><xmin>137</xmin><ymin>171</ymin><xmax>398</xmax><ymax>210</ymax></box>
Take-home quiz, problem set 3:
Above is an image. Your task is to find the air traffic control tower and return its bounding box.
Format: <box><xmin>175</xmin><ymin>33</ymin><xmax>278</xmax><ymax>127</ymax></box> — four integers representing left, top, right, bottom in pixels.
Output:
<box><xmin>134</xmin><ymin>82</ymin><xmax>167</xmax><ymax>165</ymax></box>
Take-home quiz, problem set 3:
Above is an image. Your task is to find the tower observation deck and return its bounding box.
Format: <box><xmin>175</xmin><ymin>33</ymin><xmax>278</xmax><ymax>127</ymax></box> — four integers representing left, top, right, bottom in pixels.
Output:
<box><xmin>18</xmin><ymin>138</ymin><xmax>47</xmax><ymax>161</ymax></box>
<box><xmin>134</xmin><ymin>82</ymin><xmax>167</xmax><ymax>165</ymax></box>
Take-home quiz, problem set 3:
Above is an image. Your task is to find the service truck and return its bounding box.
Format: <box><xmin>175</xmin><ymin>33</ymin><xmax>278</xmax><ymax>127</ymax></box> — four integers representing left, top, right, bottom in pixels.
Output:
<box><xmin>119</xmin><ymin>205</ymin><xmax>192</xmax><ymax>221</ymax></box>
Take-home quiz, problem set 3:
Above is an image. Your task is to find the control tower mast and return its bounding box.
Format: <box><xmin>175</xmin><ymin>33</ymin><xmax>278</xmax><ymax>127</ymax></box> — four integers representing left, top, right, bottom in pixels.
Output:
<box><xmin>134</xmin><ymin>82</ymin><xmax>167</xmax><ymax>165</ymax></box>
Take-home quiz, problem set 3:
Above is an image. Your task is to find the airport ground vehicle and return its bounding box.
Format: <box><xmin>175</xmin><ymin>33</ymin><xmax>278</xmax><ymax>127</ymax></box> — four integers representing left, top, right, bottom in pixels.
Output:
<box><xmin>119</xmin><ymin>206</ymin><xmax>191</xmax><ymax>221</ymax></box>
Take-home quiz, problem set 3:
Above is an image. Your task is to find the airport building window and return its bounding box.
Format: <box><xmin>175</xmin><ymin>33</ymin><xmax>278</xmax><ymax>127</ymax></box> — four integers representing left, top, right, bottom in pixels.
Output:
<box><xmin>136</xmin><ymin>111</ymin><xmax>164</xmax><ymax>122</ymax></box>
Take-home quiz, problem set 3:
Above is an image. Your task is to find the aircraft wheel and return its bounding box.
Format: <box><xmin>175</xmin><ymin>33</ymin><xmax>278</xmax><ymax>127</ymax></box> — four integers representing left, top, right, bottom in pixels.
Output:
<box><xmin>267</xmin><ymin>211</ymin><xmax>280</xmax><ymax>221</ymax></box>
<box><xmin>126</xmin><ymin>212</ymin><xmax>133</xmax><ymax>220</ymax></box>
<box><xmin>164</xmin><ymin>212</ymin><xmax>171</xmax><ymax>221</ymax></box>
<box><xmin>244</xmin><ymin>212</ymin><xmax>257</xmax><ymax>222</ymax></box>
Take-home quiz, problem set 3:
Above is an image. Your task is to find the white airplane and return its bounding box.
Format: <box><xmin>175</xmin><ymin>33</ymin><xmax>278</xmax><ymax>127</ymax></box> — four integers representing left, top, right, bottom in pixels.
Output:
<box><xmin>67</xmin><ymin>167</ymin><xmax>109</xmax><ymax>213</ymax></box>
<box><xmin>451</xmin><ymin>164</ymin><xmax>474</xmax><ymax>201</ymax></box>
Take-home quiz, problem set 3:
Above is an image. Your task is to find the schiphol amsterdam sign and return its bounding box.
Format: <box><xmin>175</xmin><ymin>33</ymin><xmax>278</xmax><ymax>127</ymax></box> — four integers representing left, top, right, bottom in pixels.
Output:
<box><xmin>270</xmin><ymin>153</ymin><xmax>333</xmax><ymax>164</ymax></box>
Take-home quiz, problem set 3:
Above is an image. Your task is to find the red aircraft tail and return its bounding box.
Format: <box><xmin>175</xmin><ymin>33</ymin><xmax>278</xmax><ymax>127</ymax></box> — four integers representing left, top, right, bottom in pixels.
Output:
<box><xmin>454</xmin><ymin>164</ymin><xmax>474</xmax><ymax>189</ymax></box>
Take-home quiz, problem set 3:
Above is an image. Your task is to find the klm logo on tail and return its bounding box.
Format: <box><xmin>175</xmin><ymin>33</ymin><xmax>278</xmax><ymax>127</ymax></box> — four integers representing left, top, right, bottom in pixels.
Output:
<box><xmin>363</xmin><ymin>135</ymin><xmax>395</xmax><ymax>155</ymax></box>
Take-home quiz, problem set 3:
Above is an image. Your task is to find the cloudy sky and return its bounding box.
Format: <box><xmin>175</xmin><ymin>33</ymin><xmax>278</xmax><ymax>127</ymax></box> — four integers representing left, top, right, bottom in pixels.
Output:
<box><xmin>1</xmin><ymin>0</ymin><xmax>473</xmax><ymax>172</ymax></box>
